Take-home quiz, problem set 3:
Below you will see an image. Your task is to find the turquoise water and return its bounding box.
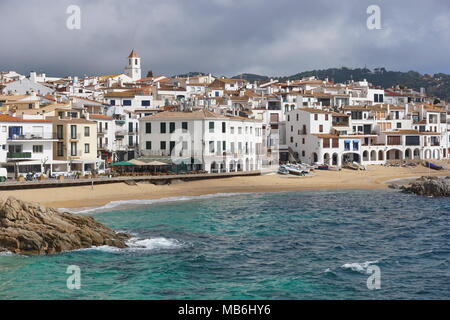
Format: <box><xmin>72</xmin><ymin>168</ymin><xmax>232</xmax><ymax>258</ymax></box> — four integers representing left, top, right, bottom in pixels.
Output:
<box><xmin>0</xmin><ymin>189</ymin><xmax>449</xmax><ymax>300</ymax></box>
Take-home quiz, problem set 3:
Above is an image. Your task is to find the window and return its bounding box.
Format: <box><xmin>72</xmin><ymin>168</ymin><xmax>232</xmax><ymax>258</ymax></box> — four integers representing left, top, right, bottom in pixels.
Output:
<box><xmin>70</xmin><ymin>142</ymin><xmax>77</xmax><ymax>156</ymax></box>
<box><xmin>302</xmin><ymin>125</ymin><xmax>307</xmax><ymax>134</ymax></box>
<box><xmin>209</xmin><ymin>122</ymin><xmax>215</xmax><ymax>133</ymax></box>
<box><xmin>28</xmin><ymin>103</ymin><xmax>32</xmax><ymax>109</ymax></box>
<box><xmin>70</xmin><ymin>125</ymin><xmax>77</xmax><ymax>139</ymax></box>
<box><xmin>128</xmin><ymin>122</ymin><xmax>133</xmax><ymax>133</ymax></box>
<box><xmin>238</xmin><ymin>127</ymin><xmax>242</xmax><ymax>134</ymax></box>
<box><xmin>296</xmin><ymin>114</ymin><xmax>299</xmax><ymax>121</ymax></box>
<box><xmin>222</xmin><ymin>122</ymin><xmax>226</xmax><ymax>133</ymax></box>
<box><xmin>128</xmin><ymin>136</ymin><xmax>134</xmax><ymax>146</ymax></box>
<box><xmin>160</xmin><ymin>122</ymin><xmax>166</xmax><ymax>133</ymax></box>
<box><xmin>231</xmin><ymin>142</ymin><xmax>235</xmax><ymax>153</ymax></box>
<box><xmin>325</xmin><ymin>114</ymin><xmax>329</xmax><ymax>121</ymax></box>
<box><xmin>169</xmin><ymin>122</ymin><xmax>175</xmax><ymax>133</ymax></box>
<box><xmin>182</xmin><ymin>141</ymin><xmax>188</xmax><ymax>150</ymax></box>
<box><xmin>84</xmin><ymin>126</ymin><xmax>90</xmax><ymax>137</ymax></box>
<box><xmin>160</xmin><ymin>141</ymin><xmax>166</xmax><ymax>150</ymax></box>
<box><xmin>32</xmin><ymin>145</ymin><xmax>43</xmax><ymax>153</ymax></box>
<box><xmin>182</xmin><ymin>122</ymin><xmax>188</xmax><ymax>132</ymax></box>
<box><xmin>319</xmin><ymin>125</ymin><xmax>323</xmax><ymax>133</ymax></box>
<box><xmin>84</xmin><ymin>143</ymin><xmax>90</xmax><ymax>153</ymax></box>
<box><xmin>222</xmin><ymin>141</ymin><xmax>226</xmax><ymax>151</ymax></box>
<box><xmin>57</xmin><ymin>142</ymin><xmax>64</xmax><ymax>157</ymax></box>
<box><xmin>145</xmin><ymin>123</ymin><xmax>152</xmax><ymax>134</ymax></box>
<box><xmin>332</xmin><ymin>138</ymin><xmax>339</xmax><ymax>148</ymax></box>
<box><xmin>314</xmin><ymin>114</ymin><xmax>318</xmax><ymax>121</ymax></box>
<box><xmin>123</xmin><ymin>100</ymin><xmax>132</xmax><ymax>106</ymax></box>
<box><xmin>105</xmin><ymin>122</ymin><xmax>108</xmax><ymax>130</ymax></box>
<box><xmin>170</xmin><ymin>141</ymin><xmax>175</xmax><ymax>153</ymax></box>
<box><xmin>387</xmin><ymin>136</ymin><xmax>401</xmax><ymax>145</ymax></box>
<box><xmin>146</xmin><ymin>141</ymin><xmax>152</xmax><ymax>150</ymax></box>
<box><xmin>405</xmin><ymin>136</ymin><xmax>420</xmax><ymax>146</ymax></box>
<box><xmin>141</xmin><ymin>100</ymin><xmax>150</xmax><ymax>107</ymax></box>
<box><xmin>110</xmin><ymin>100</ymin><xmax>115</xmax><ymax>106</ymax></box>
<box><xmin>396</xmin><ymin>122</ymin><xmax>402</xmax><ymax>129</ymax></box>
<box><xmin>209</xmin><ymin>141</ymin><xmax>215</xmax><ymax>153</ymax></box>
<box><xmin>57</xmin><ymin>125</ymin><xmax>64</xmax><ymax>139</ymax></box>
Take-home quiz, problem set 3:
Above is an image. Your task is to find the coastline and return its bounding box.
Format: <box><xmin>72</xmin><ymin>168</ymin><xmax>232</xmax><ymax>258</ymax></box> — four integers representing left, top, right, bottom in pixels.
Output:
<box><xmin>1</xmin><ymin>165</ymin><xmax>448</xmax><ymax>210</ymax></box>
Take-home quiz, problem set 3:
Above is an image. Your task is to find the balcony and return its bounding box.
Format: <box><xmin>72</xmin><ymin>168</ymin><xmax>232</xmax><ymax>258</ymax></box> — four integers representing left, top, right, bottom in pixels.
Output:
<box><xmin>7</xmin><ymin>152</ymin><xmax>32</xmax><ymax>159</ymax></box>
<box><xmin>8</xmin><ymin>133</ymin><xmax>57</xmax><ymax>141</ymax></box>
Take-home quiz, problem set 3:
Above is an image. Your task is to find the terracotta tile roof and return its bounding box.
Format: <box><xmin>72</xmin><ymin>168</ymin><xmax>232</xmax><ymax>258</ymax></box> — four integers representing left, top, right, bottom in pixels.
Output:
<box><xmin>89</xmin><ymin>114</ymin><xmax>113</xmax><ymax>120</ymax></box>
<box><xmin>0</xmin><ymin>114</ymin><xmax>50</xmax><ymax>123</ymax></box>
<box><xmin>128</xmin><ymin>50</ymin><xmax>139</xmax><ymax>58</ymax></box>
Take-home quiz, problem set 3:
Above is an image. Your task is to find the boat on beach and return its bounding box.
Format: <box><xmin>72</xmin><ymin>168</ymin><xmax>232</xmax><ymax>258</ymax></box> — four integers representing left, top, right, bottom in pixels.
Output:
<box><xmin>423</xmin><ymin>161</ymin><xmax>443</xmax><ymax>170</ymax></box>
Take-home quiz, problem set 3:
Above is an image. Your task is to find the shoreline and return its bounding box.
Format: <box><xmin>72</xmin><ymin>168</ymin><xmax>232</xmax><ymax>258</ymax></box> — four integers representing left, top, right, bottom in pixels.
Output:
<box><xmin>1</xmin><ymin>165</ymin><xmax>448</xmax><ymax>210</ymax></box>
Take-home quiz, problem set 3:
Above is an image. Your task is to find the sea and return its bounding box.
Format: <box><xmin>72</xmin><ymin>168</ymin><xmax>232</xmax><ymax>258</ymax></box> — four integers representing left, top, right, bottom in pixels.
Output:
<box><xmin>0</xmin><ymin>189</ymin><xmax>449</xmax><ymax>300</ymax></box>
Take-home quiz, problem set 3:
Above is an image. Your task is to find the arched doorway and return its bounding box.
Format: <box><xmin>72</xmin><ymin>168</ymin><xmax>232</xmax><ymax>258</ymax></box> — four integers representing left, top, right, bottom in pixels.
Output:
<box><xmin>424</xmin><ymin>149</ymin><xmax>432</xmax><ymax>159</ymax></box>
<box><xmin>370</xmin><ymin>150</ymin><xmax>377</xmax><ymax>161</ymax></box>
<box><xmin>342</xmin><ymin>153</ymin><xmax>360</xmax><ymax>164</ymax></box>
<box><xmin>405</xmin><ymin>149</ymin><xmax>411</xmax><ymax>160</ymax></box>
<box><xmin>413</xmin><ymin>149</ymin><xmax>420</xmax><ymax>160</ymax></box>
<box><xmin>210</xmin><ymin>161</ymin><xmax>218</xmax><ymax>173</ymax></box>
<box><xmin>363</xmin><ymin>151</ymin><xmax>369</xmax><ymax>162</ymax></box>
<box><xmin>324</xmin><ymin>153</ymin><xmax>330</xmax><ymax>165</ymax></box>
<box><xmin>332</xmin><ymin>153</ymin><xmax>338</xmax><ymax>166</ymax></box>
<box><xmin>312</xmin><ymin>153</ymin><xmax>318</xmax><ymax>163</ymax></box>
<box><xmin>229</xmin><ymin>160</ymin><xmax>236</xmax><ymax>172</ymax></box>
<box><xmin>378</xmin><ymin>150</ymin><xmax>384</xmax><ymax>161</ymax></box>
<box><xmin>387</xmin><ymin>149</ymin><xmax>402</xmax><ymax>160</ymax></box>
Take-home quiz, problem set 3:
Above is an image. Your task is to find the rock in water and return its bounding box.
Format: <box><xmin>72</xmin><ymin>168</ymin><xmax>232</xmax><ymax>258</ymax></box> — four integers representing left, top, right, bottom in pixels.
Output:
<box><xmin>402</xmin><ymin>176</ymin><xmax>450</xmax><ymax>197</ymax></box>
<box><xmin>0</xmin><ymin>197</ymin><xmax>130</xmax><ymax>255</ymax></box>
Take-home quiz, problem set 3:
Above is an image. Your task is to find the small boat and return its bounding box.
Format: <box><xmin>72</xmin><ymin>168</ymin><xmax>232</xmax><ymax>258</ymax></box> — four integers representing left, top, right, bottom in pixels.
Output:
<box><xmin>328</xmin><ymin>166</ymin><xmax>342</xmax><ymax>171</ymax></box>
<box><xmin>343</xmin><ymin>162</ymin><xmax>359</xmax><ymax>170</ymax></box>
<box><xmin>278</xmin><ymin>166</ymin><xmax>290</xmax><ymax>175</ymax></box>
<box><xmin>317</xmin><ymin>165</ymin><xmax>329</xmax><ymax>170</ymax></box>
<box><xmin>424</xmin><ymin>161</ymin><xmax>443</xmax><ymax>170</ymax></box>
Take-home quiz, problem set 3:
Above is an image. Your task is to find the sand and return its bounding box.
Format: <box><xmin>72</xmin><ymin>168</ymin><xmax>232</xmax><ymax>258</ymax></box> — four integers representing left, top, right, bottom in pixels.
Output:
<box><xmin>0</xmin><ymin>165</ymin><xmax>448</xmax><ymax>210</ymax></box>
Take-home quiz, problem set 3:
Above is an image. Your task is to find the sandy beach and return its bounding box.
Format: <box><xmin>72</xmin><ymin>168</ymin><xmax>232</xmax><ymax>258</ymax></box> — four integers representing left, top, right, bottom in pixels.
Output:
<box><xmin>0</xmin><ymin>165</ymin><xmax>447</xmax><ymax>210</ymax></box>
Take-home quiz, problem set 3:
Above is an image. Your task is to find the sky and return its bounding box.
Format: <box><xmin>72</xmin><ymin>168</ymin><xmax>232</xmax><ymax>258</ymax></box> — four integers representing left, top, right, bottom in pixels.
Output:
<box><xmin>1</xmin><ymin>0</ymin><xmax>450</xmax><ymax>78</ymax></box>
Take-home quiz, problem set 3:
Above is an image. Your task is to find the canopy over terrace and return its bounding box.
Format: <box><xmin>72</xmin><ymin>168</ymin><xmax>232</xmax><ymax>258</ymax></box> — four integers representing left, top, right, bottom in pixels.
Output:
<box><xmin>110</xmin><ymin>157</ymin><xmax>203</xmax><ymax>174</ymax></box>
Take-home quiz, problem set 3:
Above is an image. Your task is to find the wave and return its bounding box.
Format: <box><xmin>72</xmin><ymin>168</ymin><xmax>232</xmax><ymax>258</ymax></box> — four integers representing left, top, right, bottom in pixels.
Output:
<box><xmin>340</xmin><ymin>260</ymin><xmax>379</xmax><ymax>273</ymax></box>
<box><xmin>91</xmin><ymin>237</ymin><xmax>185</xmax><ymax>254</ymax></box>
<box><xmin>64</xmin><ymin>192</ymin><xmax>252</xmax><ymax>214</ymax></box>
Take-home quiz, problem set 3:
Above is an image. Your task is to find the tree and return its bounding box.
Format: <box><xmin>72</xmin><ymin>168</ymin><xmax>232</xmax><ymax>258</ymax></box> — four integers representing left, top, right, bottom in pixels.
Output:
<box><xmin>146</xmin><ymin>70</ymin><xmax>153</xmax><ymax>78</ymax></box>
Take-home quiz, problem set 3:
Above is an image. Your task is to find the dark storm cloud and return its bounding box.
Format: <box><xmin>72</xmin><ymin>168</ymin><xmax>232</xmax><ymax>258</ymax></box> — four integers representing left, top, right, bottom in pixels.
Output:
<box><xmin>0</xmin><ymin>0</ymin><xmax>449</xmax><ymax>77</ymax></box>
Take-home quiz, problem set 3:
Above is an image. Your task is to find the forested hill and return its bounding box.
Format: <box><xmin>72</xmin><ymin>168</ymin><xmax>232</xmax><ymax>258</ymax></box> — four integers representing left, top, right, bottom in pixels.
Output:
<box><xmin>232</xmin><ymin>68</ymin><xmax>450</xmax><ymax>101</ymax></box>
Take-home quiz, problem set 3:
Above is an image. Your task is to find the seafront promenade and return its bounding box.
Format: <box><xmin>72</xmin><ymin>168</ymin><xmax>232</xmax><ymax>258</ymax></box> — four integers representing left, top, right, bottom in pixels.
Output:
<box><xmin>0</xmin><ymin>171</ymin><xmax>262</xmax><ymax>191</ymax></box>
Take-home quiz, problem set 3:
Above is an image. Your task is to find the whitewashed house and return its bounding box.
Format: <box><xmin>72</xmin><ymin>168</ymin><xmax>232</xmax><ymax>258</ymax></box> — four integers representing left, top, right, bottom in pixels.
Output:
<box><xmin>138</xmin><ymin>110</ymin><xmax>263</xmax><ymax>173</ymax></box>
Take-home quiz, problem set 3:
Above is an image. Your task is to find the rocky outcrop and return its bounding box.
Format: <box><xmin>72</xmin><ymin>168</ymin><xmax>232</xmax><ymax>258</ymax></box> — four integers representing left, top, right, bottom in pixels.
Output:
<box><xmin>401</xmin><ymin>176</ymin><xmax>450</xmax><ymax>197</ymax></box>
<box><xmin>0</xmin><ymin>197</ymin><xmax>130</xmax><ymax>255</ymax></box>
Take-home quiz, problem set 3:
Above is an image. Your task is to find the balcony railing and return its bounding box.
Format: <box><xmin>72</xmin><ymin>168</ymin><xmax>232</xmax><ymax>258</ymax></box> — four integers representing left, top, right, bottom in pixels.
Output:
<box><xmin>7</xmin><ymin>152</ymin><xmax>32</xmax><ymax>159</ymax></box>
<box><xmin>8</xmin><ymin>133</ymin><xmax>56</xmax><ymax>140</ymax></box>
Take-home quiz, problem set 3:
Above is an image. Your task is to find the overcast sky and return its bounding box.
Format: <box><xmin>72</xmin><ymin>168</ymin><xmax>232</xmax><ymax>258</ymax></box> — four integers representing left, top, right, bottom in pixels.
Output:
<box><xmin>1</xmin><ymin>0</ymin><xmax>449</xmax><ymax>78</ymax></box>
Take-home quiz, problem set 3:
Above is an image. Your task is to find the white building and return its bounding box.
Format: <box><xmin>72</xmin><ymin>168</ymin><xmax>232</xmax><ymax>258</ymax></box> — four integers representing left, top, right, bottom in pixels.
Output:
<box><xmin>0</xmin><ymin>115</ymin><xmax>57</xmax><ymax>176</ymax></box>
<box><xmin>124</xmin><ymin>50</ymin><xmax>142</xmax><ymax>81</ymax></box>
<box><xmin>138</xmin><ymin>110</ymin><xmax>263</xmax><ymax>173</ymax></box>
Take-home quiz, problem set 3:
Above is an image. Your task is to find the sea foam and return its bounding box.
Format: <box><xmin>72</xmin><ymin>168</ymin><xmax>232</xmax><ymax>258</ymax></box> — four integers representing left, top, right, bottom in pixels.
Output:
<box><xmin>92</xmin><ymin>237</ymin><xmax>184</xmax><ymax>254</ymax></box>
<box><xmin>340</xmin><ymin>260</ymin><xmax>379</xmax><ymax>273</ymax></box>
<box><xmin>64</xmin><ymin>192</ymin><xmax>252</xmax><ymax>214</ymax></box>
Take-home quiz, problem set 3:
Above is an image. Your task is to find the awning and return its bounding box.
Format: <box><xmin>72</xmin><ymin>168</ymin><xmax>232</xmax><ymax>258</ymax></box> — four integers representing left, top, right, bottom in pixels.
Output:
<box><xmin>110</xmin><ymin>161</ymin><xmax>135</xmax><ymax>166</ymax></box>
<box><xmin>146</xmin><ymin>161</ymin><xmax>169</xmax><ymax>166</ymax></box>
